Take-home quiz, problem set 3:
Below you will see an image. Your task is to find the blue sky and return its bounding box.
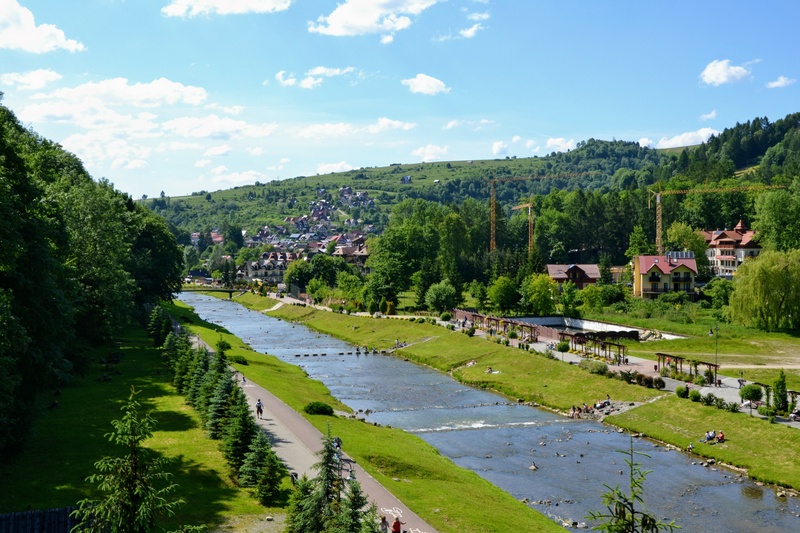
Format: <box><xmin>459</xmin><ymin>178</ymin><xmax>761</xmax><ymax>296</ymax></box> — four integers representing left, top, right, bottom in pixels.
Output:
<box><xmin>1</xmin><ymin>1</ymin><xmax>798</xmax><ymax>198</ymax></box>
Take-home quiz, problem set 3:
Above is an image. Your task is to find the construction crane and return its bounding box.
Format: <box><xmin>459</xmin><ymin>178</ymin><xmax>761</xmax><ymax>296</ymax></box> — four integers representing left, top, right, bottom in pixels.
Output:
<box><xmin>649</xmin><ymin>184</ymin><xmax>786</xmax><ymax>254</ymax></box>
<box><xmin>511</xmin><ymin>195</ymin><xmax>535</xmax><ymax>256</ymax></box>
<box><xmin>489</xmin><ymin>172</ymin><xmax>599</xmax><ymax>251</ymax></box>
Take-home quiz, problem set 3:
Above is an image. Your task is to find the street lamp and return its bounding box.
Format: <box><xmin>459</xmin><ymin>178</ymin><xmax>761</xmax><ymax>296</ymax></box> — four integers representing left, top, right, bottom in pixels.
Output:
<box><xmin>709</xmin><ymin>323</ymin><xmax>719</xmax><ymax>384</ymax></box>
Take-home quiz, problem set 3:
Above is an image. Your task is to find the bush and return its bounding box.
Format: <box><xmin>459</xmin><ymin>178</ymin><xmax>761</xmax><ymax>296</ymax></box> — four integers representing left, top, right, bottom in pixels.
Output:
<box><xmin>440</xmin><ymin>311</ymin><xmax>452</xmax><ymax>321</ymax></box>
<box><xmin>727</xmin><ymin>401</ymin><xmax>740</xmax><ymax>413</ymax></box>
<box><xmin>579</xmin><ymin>359</ymin><xmax>608</xmax><ymax>376</ymax></box>
<box><xmin>416</xmin><ymin>317</ymin><xmax>426</xmax><ymax>324</ymax></box>
<box><xmin>757</xmin><ymin>405</ymin><xmax>777</xmax><ymax>417</ymax></box>
<box><xmin>466</xmin><ymin>327</ymin><xmax>475</xmax><ymax>337</ymax></box>
<box><xmin>229</xmin><ymin>354</ymin><xmax>248</xmax><ymax>365</ymax></box>
<box><xmin>508</xmin><ymin>330</ymin><xmax>518</xmax><ymax>339</ymax></box>
<box><xmin>689</xmin><ymin>389</ymin><xmax>702</xmax><ymax>402</ymax></box>
<box><xmin>447</xmin><ymin>324</ymin><xmax>455</xmax><ymax>331</ymax></box>
<box><xmin>653</xmin><ymin>377</ymin><xmax>666</xmax><ymax>390</ymax></box>
<box><xmin>675</xmin><ymin>386</ymin><xmax>689</xmax><ymax>399</ymax></box>
<box><xmin>701</xmin><ymin>393</ymin><xmax>717</xmax><ymax>406</ymax></box>
<box><xmin>642</xmin><ymin>375</ymin><xmax>654</xmax><ymax>389</ymax></box>
<box><xmin>303</xmin><ymin>401</ymin><xmax>334</xmax><ymax>416</ymax></box>
<box><xmin>693</xmin><ymin>376</ymin><xmax>706</xmax><ymax>386</ymax></box>
<box><xmin>715</xmin><ymin>397</ymin><xmax>728</xmax><ymax>410</ymax></box>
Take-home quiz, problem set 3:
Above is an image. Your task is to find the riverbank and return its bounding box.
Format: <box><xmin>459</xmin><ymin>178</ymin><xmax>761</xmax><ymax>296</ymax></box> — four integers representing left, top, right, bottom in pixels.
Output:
<box><xmin>222</xmin><ymin>293</ymin><xmax>800</xmax><ymax>492</ymax></box>
<box><xmin>167</xmin><ymin>299</ymin><xmax>564</xmax><ymax>532</ymax></box>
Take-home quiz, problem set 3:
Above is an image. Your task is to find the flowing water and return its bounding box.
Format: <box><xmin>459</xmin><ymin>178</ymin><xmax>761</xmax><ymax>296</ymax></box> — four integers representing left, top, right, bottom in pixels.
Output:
<box><xmin>179</xmin><ymin>293</ymin><xmax>800</xmax><ymax>531</ymax></box>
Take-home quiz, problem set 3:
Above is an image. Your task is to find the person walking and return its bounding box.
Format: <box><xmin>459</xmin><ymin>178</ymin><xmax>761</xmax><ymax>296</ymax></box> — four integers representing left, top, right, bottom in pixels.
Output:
<box><xmin>255</xmin><ymin>399</ymin><xmax>264</xmax><ymax>419</ymax></box>
<box><xmin>391</xmin><ymin>517</ymin><xmax>405</xmax><ymax>533</ymax></box>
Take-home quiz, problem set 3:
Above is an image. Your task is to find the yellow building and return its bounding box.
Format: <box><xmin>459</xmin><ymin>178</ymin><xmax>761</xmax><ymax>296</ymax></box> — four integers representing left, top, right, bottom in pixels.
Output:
<box><xmin>632</xmin><ymin>254</ymin><xmax>697</xmax><ymax>299</ymax></box>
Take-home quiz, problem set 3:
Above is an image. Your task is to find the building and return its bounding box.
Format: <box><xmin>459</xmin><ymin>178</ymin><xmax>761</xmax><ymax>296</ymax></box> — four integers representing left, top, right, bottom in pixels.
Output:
<box><xmin>700</xmin><ymin>220</ymin><xmax>761</xmax><ymax>278</ymax></box>
<box><xmin>546</xmin><ymin>264</ymin><xmax>601</xmax><ymax>289</ymax></box>
<box><xmin>632</xmin><ymin>252</ymin><xmax>697</xmax><ymax>299</ymax></box>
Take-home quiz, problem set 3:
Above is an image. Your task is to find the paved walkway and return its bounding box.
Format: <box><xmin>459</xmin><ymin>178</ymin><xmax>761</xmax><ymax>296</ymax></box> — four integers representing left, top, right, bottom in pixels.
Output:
<box><xmin>190</xmin><ymin>332</ymin><xmax>437</xmax><ymax>533</ymax></box>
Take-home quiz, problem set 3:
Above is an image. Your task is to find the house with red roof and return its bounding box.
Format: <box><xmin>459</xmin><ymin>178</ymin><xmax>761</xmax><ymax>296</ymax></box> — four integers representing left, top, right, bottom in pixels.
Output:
<box><xmin>699</xmin><ymin>220</ymin><xmax>761</xmax><ymax>278</ymax></box>
<box><xmin>546</xmin><ymin>264</ymin><xmax>601</xmax><ymax>289</ymax></box>
<box><xmin>632</xmin><ymin>253</ymin><xmax>698</xmax><ymax>299</ymax></box>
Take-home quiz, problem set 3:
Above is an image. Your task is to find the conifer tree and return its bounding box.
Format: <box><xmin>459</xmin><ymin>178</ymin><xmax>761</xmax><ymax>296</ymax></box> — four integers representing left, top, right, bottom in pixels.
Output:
<box><xmin>205</xmin><ymin>370</ymin><xmax>234</xmax><ymax>439</ymax></box>
<box><xmin>186</xmin><ymin>348</ymin><xmax>210</xmax><ymax>407</ymax></box>
<box><xmin>223</xmin><ymin>387</ymin><xmax>257</xmax><ymax>473</ymax></box>
<box><xmin>253</xmin><ymin>445</ymin><xmax>287</xmax><ymax>506</ymax></box>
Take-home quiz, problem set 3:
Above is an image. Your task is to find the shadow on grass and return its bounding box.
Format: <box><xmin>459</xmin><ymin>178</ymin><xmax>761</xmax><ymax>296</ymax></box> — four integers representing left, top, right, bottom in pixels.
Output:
<box><xmin>153</xmin><ymin>409</ymin><xmax>198</xmax><ymax>431</ymax></box>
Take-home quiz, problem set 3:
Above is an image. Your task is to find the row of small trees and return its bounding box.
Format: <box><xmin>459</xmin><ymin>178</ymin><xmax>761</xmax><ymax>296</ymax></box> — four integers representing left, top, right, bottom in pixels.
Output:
<box><xmin>158</xmin><ymin>315</ymin><xmax>286</xmax><ymax>506</ymax></box>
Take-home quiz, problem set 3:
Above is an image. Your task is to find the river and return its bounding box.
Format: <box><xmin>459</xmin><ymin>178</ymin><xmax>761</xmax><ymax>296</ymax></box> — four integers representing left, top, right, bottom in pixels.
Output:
<box><xmin>179</xmin><ymin>293</ymin><xmax>800</xmax><ymax>531</ymax></box>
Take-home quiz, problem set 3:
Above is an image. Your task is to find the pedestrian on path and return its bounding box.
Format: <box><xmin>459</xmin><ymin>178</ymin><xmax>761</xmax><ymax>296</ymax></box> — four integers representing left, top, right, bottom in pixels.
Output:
<box><xmin>256</xmin><ymin>399</ymin><xmax>264</xmax><ymax>419</ymax></box>
<box><xmin>391</xmin><ymin>517</ymin><xmax>405</xmax><ymax>533</ymax></box>
<box><xmin>379</xmin><ymin>516</ymin><xmax>390</xmax><ymax>533</ymax></box>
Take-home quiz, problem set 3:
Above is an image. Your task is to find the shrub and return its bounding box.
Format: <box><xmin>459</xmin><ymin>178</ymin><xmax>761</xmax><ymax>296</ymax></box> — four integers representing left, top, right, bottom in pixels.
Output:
<box><xmin>503</xmin><ymin>339</ymin><xmax>510</xmax><ymax>346</ymax></box>
<box><xmin>466</xmin><ymin>327</ymin><xmax>475</xmax><ymax>337</ymax></box>
<box><xmin>653</xmin><ymin>377</ymin><xmax>666</xmax><ymax>390</ymax></box>
<box><xmin>229</xmin><ymin>354</ymin><xmax>248</xmax><ymax>365</ymax></box>
<box><xmin>689</xmin><ymin>389</ymin><xmax>702</xmax><ymax>402</ymax></box>
<box><xmin>715</xmin><ymin>397</ymin><xmax>728</xmax><ymax>410</ymax></box>
<box><xmin>757</xmin><ymin>406</ymin><xmax>776</xmax><ymax>417</ymax></box>
<box><xmin>727</xmin><ymin>401</ymin><xmax>740</xmax><ymax>413</ymax></box>
<box><xmin>704</xmin><ymin>368</ymin><xmax>716</xmax><ymax>385</ymax></box>
<box><xmin>447</xmin><ymin>324</ymin><xmax>455</xmax><ymax>331</ymax></box>
<box><xmin>659</xmin><ymin>367</ymin><xmax>670</xmax><ymax>378</ymax></box>
<box><xmin>675</xmin><ymin>386</ymin><xmax>689</xmax><ymax>399</ymax></box>
<box><xmin>701</xmin><ymin>393</ymin><xmax>717</xmax><ymax>406</ymax></box>
<box><xmin>642</xmin><ymin>375</ymin><xmax>654</xmax><ymax>389</ymax></box>
<box><xmin>303</xmin><ymin>401</ymin><xmax>334</xmax><ymax>416</ymax></box>
<box><xmin>693</xmin><ymin>376</ymin><xmax>706</xmax><ymax>386</ymax></box>
<box><xmin>579</xmin><ymin>359</ymin><xmax>608</xmax><ymax>376</ymax></box>
<box><xmin>416</xmin><ymin>317</ymin><xmax>426</xmax><ymax>324</ymax></box>
<box><xmin>508</xmin><ymin>330</ymin><xmax>518</xmax><ymax>339</ymax></box>
<box><xmin>440</xmin><ymin>311</ymin><xmax>452</xmax><ymax>321</ymax></box>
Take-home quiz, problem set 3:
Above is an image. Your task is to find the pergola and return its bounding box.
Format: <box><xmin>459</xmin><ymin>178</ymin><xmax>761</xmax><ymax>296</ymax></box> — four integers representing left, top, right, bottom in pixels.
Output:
<box><xmin>568</xmin><ymin>332</ymin><xmax>628</xmax><ymax>364</ymax></box>
<box><xmin>656</xmin><ymin>352</ymin><xmax>720</xmax><ymax>383</ymax></box>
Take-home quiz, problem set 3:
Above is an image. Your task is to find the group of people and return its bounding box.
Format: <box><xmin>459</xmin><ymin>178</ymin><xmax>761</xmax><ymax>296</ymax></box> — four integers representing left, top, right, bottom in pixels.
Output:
<box><xmin>568</xmin><ymin>395</ymin><xmax>611</xmax><ymax>419</ymax></box>
<box><xmin>700</xmin><ymin>429</ymin><xmax>725</xmax><ymax>444</ymax></box>
<box><xmin>379</xmin><ymin>515</ymin><xmax>406</xmax><ymax>533</ymax></box>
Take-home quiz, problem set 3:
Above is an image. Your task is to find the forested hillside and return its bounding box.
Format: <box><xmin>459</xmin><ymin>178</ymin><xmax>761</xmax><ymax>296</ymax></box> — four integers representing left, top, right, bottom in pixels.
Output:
<box><xmin>0</xmin><ymin>96</ymin><xmax>184</xmax><ymax>456</ymax></box>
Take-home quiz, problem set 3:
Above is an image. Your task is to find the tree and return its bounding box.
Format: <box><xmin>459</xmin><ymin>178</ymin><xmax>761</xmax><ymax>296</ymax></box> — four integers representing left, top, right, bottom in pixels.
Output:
<box><xmin>223</xmin><ymin>388</ymin><xmax>258</xmax><ymax>473</ymax></box>
<box><xmin>560</xmin><ymin>280</ymin><xmax>579</xmax><ymax>317</ymax></box>
<box><xmin>730</xmin><ymin>250</ymin><xmax>800</xmax><ymax>331</ymax></box>
<box><xmin>284</xmin><ymin>259</ymin><xmax>314</xmax><ymax>289</ymax></box>
<box><xmin>488</xmin><ymin>276</ymin><xmax>519</xmax><ymax>314</ymax></box>
<box><xmin>586</xmin><ymin>438</ymin><xmax>679</xmax><ymax>532</ymax></box>
<box><xmin>664</xmin><ymin>221</ymin><xmax>709</xmax><ymax>272</ymax></box>
<box><xmin>72</xmin><ymin>388</ymin><xmax>184</xmax><ymax>532</ymax></box>
<box><xmin>753</xmin><ymin>187</ymin><xmax>800</xmax><ymax>252</ymax></box>
<box><xmin>625</xmin><ymin>225</ymin><xmax>656</xmax><ymax>261</ymax></box>
<box><xmin>425</xmin><ymin>279</ymin><xmax>458</xmax><ymax>313</ymax></box>
<box><xmin>740</xmin><ymin>384</ymin><xmax>763</xmax><ymax>416</ymax></box>
<box><xmin>239</xmin><ymin>431</ymin><xmax>287</xmax><ymax>505</ymax></box>
<box><xmin>520</xmin><ymin>273</ymin><xmax>558</xmax><ymax>316</ymax></box>
<box><xmin>774</xmin><ymin>370</ymin><xmax>789</xmax><ymax>413</ymax></box>
<box><xmin>702</xmin><ymin>278</ymin><xmax>734</xmax><ymax>309</ymax></box>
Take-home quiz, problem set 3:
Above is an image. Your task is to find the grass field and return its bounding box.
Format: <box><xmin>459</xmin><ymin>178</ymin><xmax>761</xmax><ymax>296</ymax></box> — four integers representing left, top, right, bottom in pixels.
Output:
<box><xmin>0</xmin><ymin>326</ymin><xmax>268</xmax><ymax>529</ymax></box>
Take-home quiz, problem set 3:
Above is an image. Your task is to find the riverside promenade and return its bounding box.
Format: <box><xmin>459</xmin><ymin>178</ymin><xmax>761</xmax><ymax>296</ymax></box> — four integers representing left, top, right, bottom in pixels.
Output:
<box><xmin>189</xmin><ymin>330</ymin><xmax>437</xmax><ymax>533</ymax></box>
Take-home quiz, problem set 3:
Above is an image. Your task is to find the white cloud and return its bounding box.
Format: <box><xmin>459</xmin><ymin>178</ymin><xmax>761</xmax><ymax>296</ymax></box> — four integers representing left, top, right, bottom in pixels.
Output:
<box><xmin>317</xmin><ymin>161</ymin><xmax>355</xmax><ymax>174</ymax></box>
<box><xmin>275</xmin><ymin>70</ymin><xmax>297</xmax><ymax>87</ymax></box>
<box><xmin>511</xmin><ymin>135</ymin><xmax>521</xmax><ymax>143</ymax></box>
<box><xmin>205</xmin><ymin>103</ymin><xmax>244</xmax><ymax>115</ymax></box>
<box><xmin>195</xmin><ymin>159</ymin><xmax>212</xmax><ymax>167</ymax></box>
<box><xmin>166</xmin><ymin>141</ymin><xmax>203</xmax><ymax>151</ymax></box>
<box><xmin>306</xmin><ymin>66</ymin><xmax>355</xmax><ymax>77</ymax></box>
<box><xmin>365</xmin><ymin>117</ymin><xmax>416</xmax><ymax>133</ymax></box>
<box><xmin>401</xmin><ymin>73</ymin><xmax>450</xmax><ymax>95</ymax></box>
<box><xmin>0</xmin><ymin>68</ymin><xmax>61</xmax><ymax>90</ymax></box>
<box><xmin>767</xmin><ymin>75</ymin><xmax>796</xmax><ymax>89</ymax></box>
<box><xmin>39</xmin><ymin>77</ymin><xmax>207</xmax><ymax>107</ymax></box>
<box><xmin>443</xmin><ymin>120</ymin><xmax>461</xmax><ymax>129</ymax></box>
<box><xmin>411</xmin><ymin>144</ymin><xmax>448</xmax><ymax>162</ymax></box>
<box><xmin>61</xmin><ymin>131</ymin><xmax>151</xmax><ymax>168</ymax></box>
<box><xmin>162</xmin><ymin>114</ymin><xmax>278</xmax><ymax>139</ymax></box>
<box><xmin>638</xmin><ymin>138</ymin><xmax>654</xmax><ymax>148</ymax></box>
<box><xmin>247</xmin><ymin>147</ymin><xmax>264</xmax><ymax>156</ymax></box>
<box><xmin>524</xmin><ymin>139</ymin><xmax>539</xmax><ymax>152</ymax></box>
<box><xmin>459</xmin><ymin>23</ymin><xmax>483</xmax><ymax>39</ymax></box>
<box><xmin>295</xmin><ymin>122</ymin><xmax>356</xmax><ymax>139</ymax></box>
<box><xmin>492</xmin><ymin>141</ymin><xmax>508</xmax><ymax>155</ymax></box>
<box><xmin>204</xmin><ymin>144</ymin><xmax>231</xmax><ymax>156</ymax></box>
<box><xmin>699</xmin><ymin>59</ymin><xmax>750</xmax><ymax>86</ymax></box>
<box><xmin>162</xmin><ymin>0</ymin><xmax>292</xmax><ymax>17</ymax></box>
<box><xmin>545</xmin><ymin>137</ymin><xmax>575</xmax><ymax>152</ymax></box>
<box><xmin>308</xmin><ymin>0</ymin><xmax>440</xmax><ymax>42</ymax></box>
<box><xmin>655</xmin><ymin>127</ymin><xmax>719</xmax><ymax>149</ymax></box>
<box><xmin>0</xmin><ymin>0</ymin><xmax>85</xmax><ymax>53</ymax></box>
<box><xmin>210</xmin><ymin>165</ymin><xmax>229</xmax><ymax>175</ymax></box>
<box><xmin>467</xmin><ymin>11</ymin><xmax>490</xmax><ymax>21</ymax></box>
<box><xmin>299</xmin><ymin>76</ymin><xmax>323</xmax><ymax>89</ymax></box>
<box><xmin>208</xmin><ymin>169</ymin><xmax>270</xmax><ymax>186</ymax></box>
<box><xmin>700</xmin><ymin>110</ymin><xmax>717</xmax><ymax>121</ymax></box>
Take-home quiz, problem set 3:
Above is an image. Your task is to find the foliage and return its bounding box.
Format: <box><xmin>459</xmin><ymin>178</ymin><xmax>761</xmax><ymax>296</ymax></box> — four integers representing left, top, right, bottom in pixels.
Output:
<box><xmin>774</xmin><ymin>370</ymin><xmax>789</xmax><ymax>413</ymax></box>
<box><xmin>424</xmin><ymin>279</ymin><xmax>458</xmax><ymax>313</ymax></box>
<box><xmin>222</xmin><ymin>388</ymin><xmax>258</xmax><ymax>473</ymax></box>
<box><xmin>675</xmin><ymin>386</ymin><xmax>689</xmax><ymax>399</ymax></box>
<box><xmin>71</xmin><ymin>388</ymin><xmax>184</xmax><ymax>532</ymax></box>
<box><xmin>730</xmin><ymin>250</ymin><xmax>800</xmax><ymax>331</ymax></box>
<box><xmin>239</xmin><ymin>431</ymin><xmax>287</xmax><ymax>505</ymax></box>
<box><xmin>488</xmin><ymin>276</ymin><xmax>519</xmax><ymax>313</ymax></box>
<box><xmin>688</xmin><ymin>389</ymin><xmax>702</xmax><ymax>402</ymax></box>
<box><xmin>304</xmin><ymin>401</ymin><xmax>335</xmax><ymax>416</ymax></box>
<box><xmin>579</xmin><ymin>359</ymin><xmax>608</xmax><ymax>376</ymax></box>
<box><xmin>520</xmin><ymin>273</ymin><xmax>558</xmax><ymax>316</ymax></box>
<box><xmin>586</xmin><ymin>438</ymin><xmax>679</xmax><ymax>532</ymax></box>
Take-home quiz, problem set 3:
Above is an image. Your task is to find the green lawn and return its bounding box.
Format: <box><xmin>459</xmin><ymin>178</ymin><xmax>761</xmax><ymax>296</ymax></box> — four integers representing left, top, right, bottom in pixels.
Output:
<box><xmin>0</xmin><ymin>327</ymin><xmax>266</xmax><ymax>529</ymax></box>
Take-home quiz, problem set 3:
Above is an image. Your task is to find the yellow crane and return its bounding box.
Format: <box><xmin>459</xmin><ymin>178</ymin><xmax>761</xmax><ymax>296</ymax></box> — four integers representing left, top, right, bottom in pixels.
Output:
<box><xmin>649</xmin><ymin>184</ymin><xmax>786</xmax><ymax>254</ymax></box>
<box><xmin>511</xmin><ymin>195</ymin><xmax>535</xmax><ymax>256</ymax></box>
<box><xmin>489</xmin><ymin>172</ymin><xmax>599</xmax><ymax>252</ymax></box>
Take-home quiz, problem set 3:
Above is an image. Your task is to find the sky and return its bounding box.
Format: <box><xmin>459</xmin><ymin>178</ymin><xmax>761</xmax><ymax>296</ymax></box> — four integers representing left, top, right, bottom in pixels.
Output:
<box><xmin>1</xmin><ymin>1</ymin><xmax>798</xmax><ymax>199</ymax></box>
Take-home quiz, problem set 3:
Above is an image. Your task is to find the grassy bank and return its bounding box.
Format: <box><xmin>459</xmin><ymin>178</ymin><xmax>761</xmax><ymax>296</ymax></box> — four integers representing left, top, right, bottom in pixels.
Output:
<box><xmin>167</xmin><ymin>299</ymin><xmax>563</xmax><ymax>532</ymax></box>
<box><xmin>0</xmin><ymin>326</ymin><xmax>266</xmax><ymax>529</ymax></box>
<box><xmin>606</xmin><ymin>396</ymin><xmax>800</xmax><ymax>488</ymax></box>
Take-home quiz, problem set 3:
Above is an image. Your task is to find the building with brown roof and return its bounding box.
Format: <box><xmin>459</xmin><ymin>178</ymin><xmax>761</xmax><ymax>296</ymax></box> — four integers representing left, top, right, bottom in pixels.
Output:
<box><xmin>700</xmin><ymin>220</ymin><xmax>761</xmax><ymax>278</ymax></box>
<box><xmin>546</xmin><ymin>264</ymin><xmax>601</xmax><ymax>289</ymax></box>
<box><xmin>632</xmin><ymin>253</ymin><xmax>697</xmax><ymax>299</ymax></box>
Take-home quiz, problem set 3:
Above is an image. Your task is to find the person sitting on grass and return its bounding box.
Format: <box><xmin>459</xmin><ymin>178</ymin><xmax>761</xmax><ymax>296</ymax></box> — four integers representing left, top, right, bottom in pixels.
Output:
<box><xmin>717</xmin><ymin>430</ymin><xmax>725</xmax><ymax>443</ymax></box>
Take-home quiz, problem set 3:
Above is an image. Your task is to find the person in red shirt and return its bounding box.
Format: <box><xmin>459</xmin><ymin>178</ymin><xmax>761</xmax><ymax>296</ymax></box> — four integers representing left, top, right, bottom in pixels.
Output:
<box><xmin>392</xmin><ymin>516</ymin><xmax>406</xmax><ymax>533</ymax></box>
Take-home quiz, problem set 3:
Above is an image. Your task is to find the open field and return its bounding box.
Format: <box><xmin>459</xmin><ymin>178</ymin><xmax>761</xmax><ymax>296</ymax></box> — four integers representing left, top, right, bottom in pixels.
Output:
<box><xmin>0</xmin><ymin>327</ymin><xmax>269</xmax><ymax>530</ymax></box>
